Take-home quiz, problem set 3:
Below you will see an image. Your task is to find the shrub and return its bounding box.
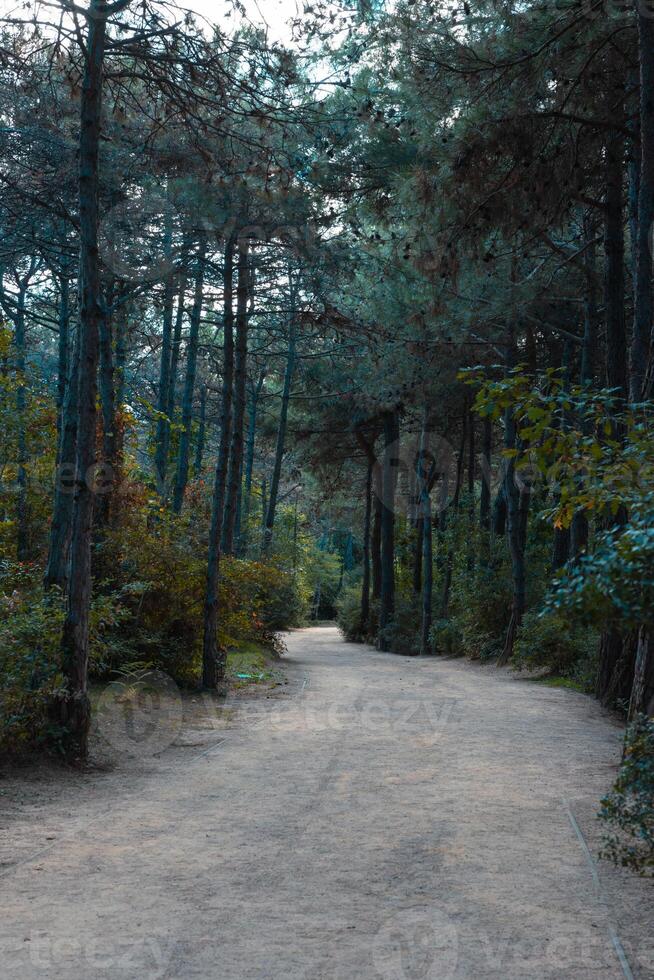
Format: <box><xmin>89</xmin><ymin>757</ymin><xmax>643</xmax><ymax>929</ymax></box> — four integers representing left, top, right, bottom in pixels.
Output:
<box><xmin>600</xmin><ymin>714</ymin><xmax>654</xmax><ymax>876</ymax></box>
<box><xmin>336</xmin><ymin>585</ymin><xmax>365</xmax><ymax>642</ymax></box>
<box><xmin>513</xmin><ymin>609</ymin><xmax>599</xmax><ymax>678</ymax></box>
<box><xmin>0</xmin><ymin>585</ymin><xmax>64</xmax><ymax>751</ymax></box>
<box><xmin>429</xmin><ymin>618</ymin><xmax>464</xmax><ymax>656</ymax></box>
<box><xmin>378</xmin><ymin>592</ymin><xmax>421</xmax><ymax>656</ymax></box>
<box><xmin>450</xmin><ymin>563</ymin><xmax>513</xmax><ymax>659</ymax></box>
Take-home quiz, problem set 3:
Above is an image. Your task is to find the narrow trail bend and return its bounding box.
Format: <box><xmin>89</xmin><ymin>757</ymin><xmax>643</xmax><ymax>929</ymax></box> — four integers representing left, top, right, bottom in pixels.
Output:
<box><xmin>1</xmin><ymin>626</ymin><xmax>653</xmax><ymax>979</ymax></box>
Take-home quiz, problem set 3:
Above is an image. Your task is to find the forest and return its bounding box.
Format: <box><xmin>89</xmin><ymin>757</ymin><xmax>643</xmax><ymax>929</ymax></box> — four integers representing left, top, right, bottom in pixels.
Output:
<box><xmin>1</xmin><ymin>0</ymin><xmax>654</xmax><ymax>898</ymax></box>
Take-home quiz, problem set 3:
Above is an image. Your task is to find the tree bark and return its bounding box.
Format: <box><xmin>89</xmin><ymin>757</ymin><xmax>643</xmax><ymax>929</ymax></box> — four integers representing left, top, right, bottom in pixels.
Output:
<box><xmin>58</xmin><ymin>0</ymin><xmax>108</xmax><ymax>760</ymax></box>
<box><xmin>418</xmin><ymin>415</ymin><xmax>435</xmax><ymax>656</ymax></box>
<box><xmin>194</xmin><ymin>385</ymin><xmax>207</xmax><ymax>476</ymax></box>
<box><xmin>360</xmin><ymin>460</ymin><xmax>372</xmax><ymax>636</ymax></box>
<box><xmin>56</xmin><ymin>275</ymin><xmax>71</xmax><ymax>455</ymax></box>
<box><xmin>154</xmin><ymin>218</ymin><xmax>175</xmax><ymax>495</ymax></box>
<box><xmin>222</xmin><ymin>242</ymin><xmax>249</xmax><ymax>554</ymax></box>
<box><xmin>262</xmin><ymin>277</ymin><xmax>296</xmax><ymax>555</ymax></box>
<box><xmin>377</xmin><ymin>408</ymin><xmax>399</xmax><ymax>651</ymax></box>
<box><xmin>498</xmin><ymin>332</ymin><xmax>526</xmax><ymax>667</ymax></box>
<box><xmin>239</xmin><ymin>368</ymin><xmax>265</xmax><ymax>556</ymax></box>
<box><xmin>440</xmin><ymin>411</ymin><xmax>466</xmax><ymax>618</ymax></box>
<box><xmin>172</xmin><ymin>237</ymin><xmax>206</xmax><ymax>514</ymax></box>
<box><xmin>571</xmin><ymin>222</ymin><xmax>598</xmax><ymax>559</ymax></box>
<box><xmin>629</xmin><ymin>627</ymin><xmax>654</xmax><ymax>719</ymax></box>
<box><xmin>633</xmin><ymin>8</ymin><xmax>654</xmax><ymax>400</ymax></box>
<box><xmin>480</xmin><ymin>416</ymin><xmax>492</xmax><ymax>529</ymax></box>
<box><xmin>596</xmin><ymin>112</ymin><xmax>631</xmax><ymax>704</ymax></box>
<box><xmin>202</xmin><ymin>237</ymin><xmax>235</xmax><ymax>688</ymax></box>
<box><xmin>96</xmin><ymin>282</ymin><xmax>118</xmax><ymax>529</ymax></box>
<box><xmin>45</xmin><ymin>329</ymin><xmax>80</xmax><ymax>591</ymax></box>
<box><xmin>14</xmin><ymin>281</ymin><xmax>28</xmax><ymax>561</ymax></box>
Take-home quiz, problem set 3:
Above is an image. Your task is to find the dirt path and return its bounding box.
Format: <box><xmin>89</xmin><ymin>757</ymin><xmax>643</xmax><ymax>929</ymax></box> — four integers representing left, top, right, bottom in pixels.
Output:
<box><xmin>1</xmin><ymin>626</ymin><xmax>652</xmax><ymax>979</ymax></box>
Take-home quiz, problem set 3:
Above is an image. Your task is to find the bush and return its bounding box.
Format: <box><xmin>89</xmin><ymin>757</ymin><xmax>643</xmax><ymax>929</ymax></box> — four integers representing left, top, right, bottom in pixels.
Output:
<box><xmin>378</xmin><ymin>592</ymin><xmax>421</xmax><ymax>656</ymax></box>
<box><xmin>513</xmin><ymin>609</ymin><xmax>599</xmax><ymax>679</ymax></box>
<box><xmin>600</xmin><ymin>714</ymin><xmax>654</xmax><ymax>876</ymax></box>
<box><xmin>336</xmin><ymin>585</ymin><xmax>366</xmax><ymax>642</ymax></box>
<box><xmin>450</xmin><ymin>563</ymin><xmax>513</xmax><ymax>659</ymax></box>
<box><xmin>0</xmin><ymin>585</ymin><xmax>64</xmax><ymax>751</ymax></box>
<box><xmin>429</xmin><ymin>618</ymin><xmax>464</xmax><ymax>656</ymax></box>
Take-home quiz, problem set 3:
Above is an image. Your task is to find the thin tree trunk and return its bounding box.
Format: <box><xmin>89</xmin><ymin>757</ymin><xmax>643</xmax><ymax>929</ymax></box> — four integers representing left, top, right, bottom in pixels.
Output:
<box><xmin>412</xmin><ymin>514</ymin><xmax>423</xmax><ymax>594</ymax></box>
<box><xmin>96</xmin><ymin>282</ymin><xmax>117</xmax><ymax>529</ymax></box>
<box><xmin>377</xmin><ymin>408</ymin><xmax>399</xmax><ymax>651</ymax></box>
<box><xmin>222</xmin><ymin>242</ymin><xmax>249</xmax><ymax>554</ymax></box>
<box><xmin>571</xmin><ymin>223</ymin><xmax>598</xmax><ymax>558</ymax></box>
<box><xmin>604</xmin><ymin>106</ymin><xmax>628</xmax><ymax>402</ymax></box>
<box><xmin>45</xmin><ymin>329</ymin><xmax>80</xmax><ymax>591</ymax></box>
<box><xmin>194</xmin><ymin>385</ymin><xmax>207</xmax><ymax>476</ymax></box>
<box><xmin>360</xmin><ymin>460</ymin><xmax>372</xmax><ymax>636</ymax></box>
<box><xmin>56</xmin><ymin>275</ymin><xmax>70</xmax><ymax>455</ymax></box>
<box><xmin>58</xmin><ymin>0</ymin><xmax>108</xmax><ymax>760</ymax></box>
<box><xmin>440</xmin><ymin>412</ymin><xmax>466</xmax><ymax>618</ymax></box>
<box><xmin>202</xmin><ymin>237</ymin><xmax>235</xmax><ymax>688</ymax></box>
<box><xmin>239</xmin><ymin>368</ymin><xmax>265</xmax><ymax>556</ymax></box>
<box><xmin>498</xmin><ymin>331</ymin><xmax>526</xmax><ymax>666</ymax></box>
<box><xmin>419</xmin><ymin>415</ymin><xmax>434</xmax><ymax>656</ymax></box>
<box><xmin>633</xmin><ymin>9</ymin><xmax>654</xmax><ymax>400</ymax></box>
<box><xmin>173</xmin><ymin>237</ymin><xmax>206</xmax><ymax>514</ymax></box>
<box><xmin>597</xmin><ymin>112</ymin><xmax>629</xmax><ymax>704</ymax></box>
<box><xmin>480</xmin><ymin>416</ymin><xmax>492</xmax><ymax>529</ymax></box>
<box><xmin>166</xmin><ymin>247</ymin><xmax>189</xmax><ymax>457</ymax></box>
<box><xmin>154</xmin><ymin>220</ymin><xmax>175</xmax><ymax>495</ymax></box>
<box><xmin>262</xmin><ymin>280</ymin><xmax>296</xmax><ymax>555</ymax></box>
<box><xmin>14</xmin><ymin>282</ymin><xmax>28</xmax><ymax>561</ymax></box>
<box><xmin>371</xmin><ymin>469</ymin><xmax>382</xmax><ymax>600</ymax></box>
<box><xmin>629</xmin><ymin>627</ymin><xmax>654</xmax><ymax>719</ymax></box>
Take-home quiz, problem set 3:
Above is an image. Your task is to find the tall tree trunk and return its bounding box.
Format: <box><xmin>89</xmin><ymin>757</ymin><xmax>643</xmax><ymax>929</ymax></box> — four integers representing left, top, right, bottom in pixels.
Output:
<box><xmin>377</xmin><ymin>408</ymin><xmax>399</xmax><ymax>651</ymax></box>
<box><xmin>480</xmin><ymin>416</ymin><xmax>492</xmax><ymax>530</ymax></box>
<box><xmin>440</xmin><ymin>411</ymin><xmax>466</xmax><ymax>618</ymax></box>
<box><xmin>45</xmin><ymin>329</ymin><xmax>80</xmax><ymax>591</ymax></box>
<box><xmin>604</xmin><ymin>109</ymin><xmax>628</xmax><ymax>402</ymax></box>
<box><xmin>222</xmin><ymin>242</ymin><xmax>249</xmax><ymax>554</ymax></box>
<box><xmin>412</xmin><ymin>513</ymin><xmax>423</xmax><ymax>594</ymax></box>
<box><xmin>262</xmin><ymin>282</ymin><xmax>296</xmax><ymax>555</ymax></box>
<box><xmin>194</xmin><ymin>385</ymin><xmax>207</xmax><ymax>476</ymax></box>
<box><xmin>360</xmin><ymin>460</ymin><xmax>372</xmax><ymax>636</ymax></box>
<box><xmin>571</xmin><ymin>223</ymin><xmax>598</xmax><ymax>558</ymax></box>
<box><xmin>96</xmin><ymin>282</ymin><xmax>118</xmax><ymax>529</ymax></box>
<box><xmin>418</xmin><ymin>414</ymin><xmax>434</xmax><ymax>656</ymax></box>
<box><xmin>597</xmin><ymin>113</ymin><xmax>630</xmax><ymax>704</ymax></box>
<box><xmin>551</xmin><ymin>342</ymin><xmax>572</xmax><ymax>570</ymax></box>
<box><xmin>239</xmin><ymin>368</ymin><xmax>265</xmax><ymax>556</ymax></box>
<box><xmin>202</xmin><ymin>238</ymin><xmax>235</xmax><ymax>688</ymax></box>
<box><xmin>14</xmin><ymin>282</ymin><xmax>28</xmax><ymax>561</ymax></box>
<box><xmin>371</xmin><ymin>465</ymin><xmax>382</xmax><ymax>600</ymax></box>
<box><xmin>172</xmin><ymin>237</ymin><xmax>206</xmax><ymax>514</ymax></box>
<box><xmin>58</xmin><ymin>0</ymin><xmax>108</xmax><ymax>760</ymax></box>
<box><xmin>634</xmin><ymin>10</ymin><xmax>654</xmax><ymax>400</ymax></box>
<box><xmin>56</xmin><ymin>274</ymin><xmax>70</xmax><ymax>455</ymax></box>
<box><xmin>498</xmin><ymin>331</ymin><xmax>526</xmax><ymax>667</ymax></box>
<box><xmin>154</xmin><ymin>220</ymin><xmax>175</xmax><ymax>495</ymax></box>
<box><xmin>165</xmin><ymin>245</ymin><xmax>190</xmax><ymax>459</ymax></box>
<box><xmin>629</xmin><ymin>627</ymin><xmax>654</xmax><ymax>720</ymax></box>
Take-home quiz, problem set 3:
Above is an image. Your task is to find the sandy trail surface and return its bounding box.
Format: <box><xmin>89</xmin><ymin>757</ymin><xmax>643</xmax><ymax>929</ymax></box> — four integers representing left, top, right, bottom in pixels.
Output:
<box><xmin>1</xmin><ymin>625</ymin><xmax>653</xmax><ymax>979</ymax></box>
